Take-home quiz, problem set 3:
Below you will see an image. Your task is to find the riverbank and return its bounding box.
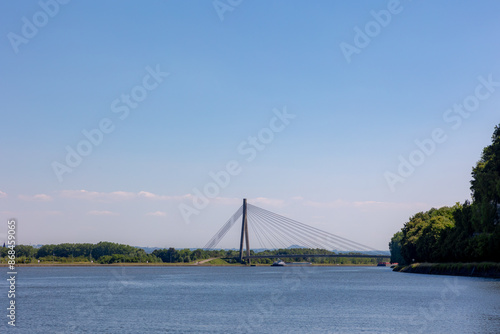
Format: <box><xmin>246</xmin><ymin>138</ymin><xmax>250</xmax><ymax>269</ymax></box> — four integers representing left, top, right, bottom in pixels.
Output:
<box><xmin>0</xmin><ymin>261</ymin><xmax>381</xmax><ymax>267</ymax></box>
<box><xmin>393</xmin><ymin>262</ymin><xmax>500</xmax><ymax>278</ymax></box>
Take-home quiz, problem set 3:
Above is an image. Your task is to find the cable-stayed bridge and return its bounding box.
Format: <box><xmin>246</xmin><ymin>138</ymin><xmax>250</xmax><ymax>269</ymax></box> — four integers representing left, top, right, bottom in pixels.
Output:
<box><xmin>204</xmin><ymin>199</ymin><xmax>390</xmax><ymax>263</ymax></box>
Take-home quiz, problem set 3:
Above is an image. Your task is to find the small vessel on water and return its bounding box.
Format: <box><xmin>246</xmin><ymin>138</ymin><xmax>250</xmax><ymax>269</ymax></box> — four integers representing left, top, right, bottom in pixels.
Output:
<box><xmin>271</xmin><ymin>259</ymin><xmax>286</xmax><ymax>266</ymax></box>
<box><xmin>377</xmin><ymin>262</ymin><xmax>392</xmax><ymax>267</ymax></box>
<box><xmin>271</xmin><ymin>259</ymin><xmax>312</xmax><ymax>266</ymax></box>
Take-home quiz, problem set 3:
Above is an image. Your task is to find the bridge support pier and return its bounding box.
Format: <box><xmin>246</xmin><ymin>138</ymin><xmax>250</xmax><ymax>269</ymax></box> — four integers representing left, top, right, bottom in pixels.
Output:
<box><xmin>239</xmin><ymin>198</ymin><xmax>250</xmax><ymax>264</ymax></box>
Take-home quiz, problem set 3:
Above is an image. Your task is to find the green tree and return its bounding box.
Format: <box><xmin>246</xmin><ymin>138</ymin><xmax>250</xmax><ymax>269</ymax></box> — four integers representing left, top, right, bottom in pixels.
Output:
<box><xmin>400</xmin><ymin>206</ymin><xmax>455</xmax><ymax>263</ymax></box>
<box><xmin>15</xmin><ymin>245</ymin><xmax>37</xmax><ymax>258</ymax></box>
<box><xmin>152</xmin><ymin>247</ymin><xmax>179</xmax><ymax>263</ymax></box>
<box><xmin>389</xmin><ymin>231</ymin><xmax>405</xmax><ymax>264</ymax></box>
<box><xmin>393</xmin><ymin>123</ymin><xmax>500</xmax><ymax>263</ymax></box>
<box><xmin>91</xmin><ymin>241</ymin><xmax>145</xmax><ymax>259</ymax></box>
<box><xmin>37</xmin><ymin>244</ymin><xmax>56</xmax><ymax>258</ymax></box>
<box><xmin>469</xmin><ymin>124</ymin><xmax>500</xmax><ymax>261</ymax></box>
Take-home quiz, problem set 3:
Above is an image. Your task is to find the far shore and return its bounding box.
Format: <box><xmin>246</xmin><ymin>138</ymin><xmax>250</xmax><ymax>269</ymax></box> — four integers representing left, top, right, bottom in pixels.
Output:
<box><xmin>0</xmin><ymin>262</ymin><xmax>382</xmax><ymax>267</ymax></box>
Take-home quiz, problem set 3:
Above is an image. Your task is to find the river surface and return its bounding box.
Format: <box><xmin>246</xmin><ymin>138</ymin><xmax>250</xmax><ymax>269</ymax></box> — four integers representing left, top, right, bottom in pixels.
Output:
<box><xmin>0</xmin><ymin>266</ymin><xmax>499</xmax><ymax>333</ymax></box>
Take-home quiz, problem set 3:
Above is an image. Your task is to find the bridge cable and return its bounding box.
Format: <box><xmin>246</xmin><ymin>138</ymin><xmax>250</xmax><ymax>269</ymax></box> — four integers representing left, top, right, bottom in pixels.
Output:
<box><xmin>250</xmin><ymin>208</ymin><xmax>320</xmax><ymax>249</ymax></box>
<box><xmin>248</xmin><ymin>218</ymin><xmax>265</xmax><ymax>249</ymax></box>
<box><xmin>250</xmin><ymin>205</ymin><xmax>350</xmax><ymax>250</ymax></box>
<box><xmin>251</xmin><ymin>207</ymin><xmax>331</xmax><ymax>250</ymax></box>
<box><xmin>203</xmin><ymin>205</ymin><xmax>243</xmax><ymax>249</ymax></box>
<box><xmin>249</xmin><ymin>212</ymin><xmax>282</xmax><ymax>250</ymax></box>
<box><xmin>248</xmin><ymin>204</ymin><xmax>378</xmax><ymax>252</ymax></box>
<box><xmin>252</xmin><ymin>212</ymin><xmax>303</xmax><ymax>249</ymax></box>
<box><xmin>248</xmin><ymin>214</ymin><xmax>274</xmax><ymax>249</ymax></box>
<box><xmin>249</xmin><ymin>204</ymin><xmax>377</xmax><ymax>251</ymax></box>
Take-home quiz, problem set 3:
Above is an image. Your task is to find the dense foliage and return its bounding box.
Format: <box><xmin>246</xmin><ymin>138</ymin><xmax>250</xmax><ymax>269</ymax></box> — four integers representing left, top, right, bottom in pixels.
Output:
<box><xmin>0</xmin><ymin>243</ymin><xmax>387</xmax><ymax>265</ymax></box>
<box><xmin>390</xmin><ymin>124</ymin><xmax>500</xmax><ymax>264</ymax></box>
<box><xmin>0</xmin><ymin>242</ymin><xmax>161</xmax><ymax>264</ymax></box>
<box><xmin>388</xmin><ymin>231</ymin><xmax>404</xmax><ymax>264</ymax></box>
<box><xmin>151</xmin><ymin>248</ymin><xmax>238</xmax><ymax>263</ymax></box>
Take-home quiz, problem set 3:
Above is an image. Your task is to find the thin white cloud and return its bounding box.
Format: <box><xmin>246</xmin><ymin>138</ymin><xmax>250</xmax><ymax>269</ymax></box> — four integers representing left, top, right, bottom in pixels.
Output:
<box><xmin>138</xmin><ymin>191</ymin><xmax>158</xmax><ymax>199</ymax></box>
<box><xmin>302</xmin><ymin>198</ymin><xmax>429</xmax><ymax>211</ymax></box>
<box><xmin>249</xmin><ymin>197</ymin><xmax>286</xmax><ymax>207</ymax></box>
<box><xmin>239</xmin><ymin>196</ymin><xmax>429</xmax><ymax>212</ymax></box>
<box><xmin>61</xmin><ymin>189</ymin><xmax>190</xmax><ymax>202</ymax></box>
<box><xmin>18</xmin><ymin>193</ymin><xmax>53</xmax><ymax>201</ymax></box>
<box><xmin>87</xmin><ymin>210</ymin><xmax>119</xmax><ymax>216</ymax></box>
<box><xmin>109</xmin><ymin>191</ymin><xmax>136</xmax><ymax>200</ymax></box>
<box><xmin>146</xmin><ymin>211</ymin><xmax>167</xmax><ymax>217</ymax></box>
<box><xmin>213</xmin><ymin>197</ymin><xmax>241</xmax><ymax>205</ymax></box>
<box><xmin>0</xmin><ymin>191</ymin><xmax>7</xmax><ymax>198</ymax></box>
<box><xmin>41</xmin><ymin>210</ymin><xmax>63</xmax><ymax>216</ymax></box>
<box><xmin>51</xmin><ymin>189</ymin><xmax>432</xmax><ymax>214</ymax></box>
<box><xmin>176</xmin><ymin>196</ymin><xmax>240</xmax><ymax>205</ymax></box>
<box><xmin>60</xmin><ymin>190</ymin><xmax>135</xmax><ymax>201</ymax></box>
<box><xmin>303</xmin><ymin>199</ymin><xmax>361</xmax><ymax>208</ymax></box>
<box><xmin>138</xmin><ymin>191</ymin><xmax>189</xmax><ymax>200</ymax></box>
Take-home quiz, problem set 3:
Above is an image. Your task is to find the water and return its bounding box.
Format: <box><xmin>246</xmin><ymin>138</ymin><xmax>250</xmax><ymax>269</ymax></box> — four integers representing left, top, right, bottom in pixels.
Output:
<box><xmin>1</xmin><ymin>266</ymin><xmax>499</xmax><ymax>333</ymax></box>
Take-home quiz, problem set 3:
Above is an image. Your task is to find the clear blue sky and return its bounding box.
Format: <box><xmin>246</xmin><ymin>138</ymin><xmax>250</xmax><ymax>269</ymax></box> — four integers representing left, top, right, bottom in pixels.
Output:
<box><xmin>1</xmin><ymin>0</ymin><xmax>499</xmax><ymax>250</ymax></box>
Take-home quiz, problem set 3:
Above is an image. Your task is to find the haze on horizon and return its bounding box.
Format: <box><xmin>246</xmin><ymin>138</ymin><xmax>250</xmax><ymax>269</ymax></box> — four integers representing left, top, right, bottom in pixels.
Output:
<box><xmin>1</xmin><ymin>1</ymin><xmax>499</xmax><ymax>251</ymax></box>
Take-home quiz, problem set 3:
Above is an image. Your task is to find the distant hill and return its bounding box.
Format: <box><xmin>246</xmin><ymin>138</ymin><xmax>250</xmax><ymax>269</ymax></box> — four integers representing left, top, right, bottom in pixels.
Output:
<box><xmin>288</xmin><ymin>244</ymin><xmax>308</xmax><ymax>249</ymax></box>
<box><xmin>134</xmin><ymin>246</ymin><xmax>164</xmax><ymax>254</ymax></box>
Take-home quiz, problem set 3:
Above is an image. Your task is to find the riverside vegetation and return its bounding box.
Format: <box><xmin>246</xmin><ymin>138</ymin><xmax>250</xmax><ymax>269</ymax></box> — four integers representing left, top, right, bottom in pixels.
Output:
<box><xmin>389</xmin><ymin>124</ymin><xmax>500</xmax><ymax>276</ymax></box>
<box><xmin>0</xmin><ymin>242</ymin><xmax>386</xmax><ymax>265</ymax></box>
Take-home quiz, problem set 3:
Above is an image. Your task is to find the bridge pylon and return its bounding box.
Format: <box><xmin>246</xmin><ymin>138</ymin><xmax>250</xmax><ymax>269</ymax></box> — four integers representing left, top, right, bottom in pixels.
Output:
<box><xmin>239</xmin><ymin>198</ymin><xmax>250</xmax><ymax>264</ymax></box>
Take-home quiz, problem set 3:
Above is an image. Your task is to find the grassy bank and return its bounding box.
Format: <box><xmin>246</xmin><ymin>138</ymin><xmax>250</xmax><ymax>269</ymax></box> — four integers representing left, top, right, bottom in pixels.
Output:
<box><xmin>393</xmin><ymin>262</ymin><xmax>500</xmax><ymax>278</ymax></box>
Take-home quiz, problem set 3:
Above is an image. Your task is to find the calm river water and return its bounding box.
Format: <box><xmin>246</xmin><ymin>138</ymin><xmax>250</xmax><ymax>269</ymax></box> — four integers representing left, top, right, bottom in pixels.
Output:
<box><xmin>0</xmin><ymin>266</ymin><xmax>499</xmax><ymax>333</ymax></box>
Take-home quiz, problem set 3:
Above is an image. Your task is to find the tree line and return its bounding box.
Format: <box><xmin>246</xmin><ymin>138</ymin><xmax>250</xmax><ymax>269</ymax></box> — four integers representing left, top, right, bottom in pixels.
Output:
<box><xmin>390</xmin><ymin>124</ymin><xmax>500</xmax><ymax>265</ymax></box>
<box><xmin>242</xmin><ymin>248</ymin><xmax>386</xmax><ymax>265</ymax></box>
<box><xmin>0</xmin><ymin>242</ymin><xmax>161</xmax><ymax>264</ymax></box>
<box><xmin>0</xmin><ymin>242</ymin><xmax>231</xmax><ymax>264</ymax></box>
<box><xmin>0</xmin><ymin>241</ymin><xmax>386</xmax><ymax>265</ymax></box>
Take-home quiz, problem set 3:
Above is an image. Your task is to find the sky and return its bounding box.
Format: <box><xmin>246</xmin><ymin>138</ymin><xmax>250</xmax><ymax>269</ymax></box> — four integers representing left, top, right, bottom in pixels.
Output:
<box><xmin>0</xmin><ymin>0</ymin><xmax>499</xmax><ymax>251</ymax></box>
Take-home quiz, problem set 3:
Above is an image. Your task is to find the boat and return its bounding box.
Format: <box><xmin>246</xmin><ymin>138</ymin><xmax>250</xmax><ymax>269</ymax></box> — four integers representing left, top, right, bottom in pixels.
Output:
<box><xmin>271</xmin><ymin>259</ymin><xmax>286</xmax><ymax>266</ymax></box>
